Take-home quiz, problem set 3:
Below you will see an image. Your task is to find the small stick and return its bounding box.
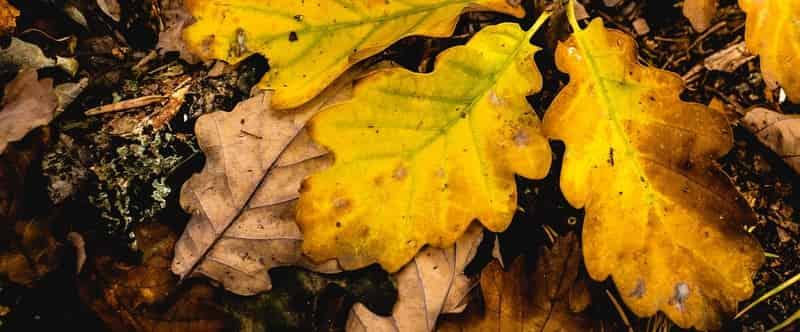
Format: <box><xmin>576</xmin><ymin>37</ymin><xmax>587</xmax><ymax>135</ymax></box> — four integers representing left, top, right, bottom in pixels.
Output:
<box><xmin>84</xmin><ymin>95</ymin><xmax>167</xmax><ymax>116</ymax></box>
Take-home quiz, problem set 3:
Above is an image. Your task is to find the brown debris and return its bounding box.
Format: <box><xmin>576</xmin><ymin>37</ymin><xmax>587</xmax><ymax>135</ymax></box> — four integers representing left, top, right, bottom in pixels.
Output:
<box><xmin>0</xmin><ymin>70</ymin><xmax>57</xmax><ymax>155</ymax></box>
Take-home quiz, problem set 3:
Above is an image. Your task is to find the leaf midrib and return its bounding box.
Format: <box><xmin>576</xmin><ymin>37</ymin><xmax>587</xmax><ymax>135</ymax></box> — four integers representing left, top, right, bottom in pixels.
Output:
<box><xmin>571</xmin><ymin>32</ymin><xmax>657</xmax><ymax>205</ymax></box>
<box><xmin>219</xmin><ymin>0</ymin><xmax>474</xmax><ymax>42</ymax></box>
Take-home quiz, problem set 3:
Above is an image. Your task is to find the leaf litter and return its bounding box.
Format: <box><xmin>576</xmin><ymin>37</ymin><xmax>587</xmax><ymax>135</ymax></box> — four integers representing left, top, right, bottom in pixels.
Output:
<box><xmin>0</xmin><ymin>0</ymin><xmax>798</xmax><ymax>331</ymax></box>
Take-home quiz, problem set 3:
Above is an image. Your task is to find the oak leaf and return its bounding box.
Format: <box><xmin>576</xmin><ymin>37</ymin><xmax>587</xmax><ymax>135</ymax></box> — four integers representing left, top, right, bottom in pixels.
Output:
<box><xmin>437</xmin><ymin>233</ymin><xmax>600</xmax><ymax>332</ymax></box>
<box><xmin>682</xmin><ymin>0</ymin><xmax>717</xmax><ymax>32</ymax></box>
<box><xmin>347</xmin><ymin>223</ymin><xmax>483</xmax><ymax>332</ymax></box>
<box><xmin>80</xmin><ymin>223</ymin><xmax>235</xmax><ymax>332</ymax></box>
<box><xmin>171</xmin><ymin>69</ymin><xmax>366</xmax><ymax>295</ymax></box>
<box><xmin>0</xmin><ymin>0</ymin><xmax>17</xmax><ymax>36</ymax></box>
<box><xmin>739</xmin><ymin>0</ymin><xmax>800</xmax><ymax>103</ymax></box>
<box><xmin>541</xmin><ymin>17</ymin><xmax>763</xmax><ymax>330</ymax></box>
<box><xmin>742</xmin><ymin>107</ymin><xmax>800</xmax><ymax>174</ymax></box>
<box><xmin>0</xmin><ymin>70</ymin><xmax>57</xmax><ymax>155</ymax></box>
<box><xmin>182</xmin><ymin>0</ymin><xmax>524</xmax><ymax>109</ymax></box>
<box><xmin>0</xmin><ymin>218</ymin><xmax>61</xmax><ymax>286</ymax></box>
<box><xmin>297</xmin><ymin>21</ymin><xmax>553</xmax><ymax>272</ymax></box>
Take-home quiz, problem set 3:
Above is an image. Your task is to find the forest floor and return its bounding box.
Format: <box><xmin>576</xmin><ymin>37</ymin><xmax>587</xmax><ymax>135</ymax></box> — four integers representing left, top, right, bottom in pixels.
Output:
<box><xmin>0</xmin><ymin>0</ymin><xmax>797</xmax><ymax>331</ymax></box>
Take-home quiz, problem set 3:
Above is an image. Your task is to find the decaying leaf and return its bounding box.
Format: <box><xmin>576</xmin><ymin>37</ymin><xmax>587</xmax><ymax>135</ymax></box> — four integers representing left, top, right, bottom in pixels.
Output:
<box><xmin>0</xmin><ymin>218</ymin><xmax>61</xmax><ymax>286</ymax></box>
<box><xmin>80</xmin><ymin>223</ymin><xmax>235</xmax><ymax>332</ymax></box>
<box><xmin>0</xmin><ymin>38</ymin><xmax>79</xmax><ymax>76</ymax></box>
<box><xmin>183</xmin><ymin>0</ymin><xmax>525</xmax><ymax>109</ymax></box>
<box><xmin>224</xmin><ymin>266</ymin><xmax>396</xmax><ymax>332</ymax></box>
<box><xmin>347</xmin><ymin>223</ymin><xmax>483</xmax><ymax>332</ymax></box>
<box><xmin>742</xmin><ymin>107</ymin><xmax>800</xmax><ymax>174</ymax></box>
<box><xmin>297</xmin><ymin>20</ymin><xmax>552</xmax><ymax>272</ymax></box>
<box><xmin>171</xmin><ymin>69</ymin><xmax>366</xmax><ymax>295</ymax></box>
<box><xmin>0</xmin><ymin>0</ymin><xmax>18</xmax><ymax>36</ymax></box>
<box><xmin>437</xmin><ymin>233</ymin><xmax>599</xmax><ymax>332</ymax></box>
<box><xmin>0</xmin><ymin>70</ymin><xmax>57</xmax><ymax>155</ymax></box>
<box><xmin>542</xmin><ymin>17</ymin><xmax>763</xmax><ymax>330</ymax></box>
<box><xmin>682</xmin><ymin>0</ymin><xmax>717</xmax><ymax>32</ymax></box>
<box><xmin>157</xmin><ymin>0</ymin><xmax>200</xmax><ymax>63</ymax></box>
<box><xmin>97</xmin><ymin>0</ymin><xmax>121</xmax><ymax>22</ymax></box>
<box><xmin>739</xmin><ymin>0</ymin><xmax>800</xmax><ymax>103</ymax></box>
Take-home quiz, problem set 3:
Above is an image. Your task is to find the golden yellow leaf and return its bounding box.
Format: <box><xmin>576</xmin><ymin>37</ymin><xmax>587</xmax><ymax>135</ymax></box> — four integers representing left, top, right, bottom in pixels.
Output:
<box><xmin>297</xmin><ymin>18</ymin><xmax>553</xmax><ymax>272</ymax></box>
<box><xmin>739</xmin><ymin>0</ymin><xmax>800</xmax><ymax>103</ymax></box>
<box><xmin>182</xmin><ymin>0</ymin><xmax>524</xmax><ymax>109</ymax></box>
<box><xmin>541</xmin><ymin>15</ymin><xmax>763</xmax><ymax>330</ymax></box>
<box><xmin>0</xmin><ymin>0</ymin><xmax>18</xmax><ymax>36</ymax></box>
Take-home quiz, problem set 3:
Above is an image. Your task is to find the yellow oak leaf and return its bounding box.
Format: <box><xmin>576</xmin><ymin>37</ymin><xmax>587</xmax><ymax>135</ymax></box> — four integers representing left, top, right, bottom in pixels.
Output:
<box><xmin>739</xmin><ymin>0</ymin><xmax>800</xmax><ymax>103</ymax></box>
<box><xmin>541</xmin><ymin>14</ymin><xmax>764</xmax><ymax>330</ymax></box>
<box><xmin>297</xmin><ymin>19</ymin><xmax>553</xmax><ymax>272</ymax></box>
<box><xmin>182</xmin><ymin>0</ymin><xmax>524</xmax><ymax>109</ymax></box>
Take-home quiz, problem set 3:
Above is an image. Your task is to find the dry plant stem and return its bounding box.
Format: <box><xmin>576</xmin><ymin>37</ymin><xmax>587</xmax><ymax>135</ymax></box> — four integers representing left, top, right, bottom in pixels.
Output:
<box><xmin>735</xmin><ymin>272</ymin><xmax>800</xmax><ymax>319</ymax></box>
<box><xmin>767</xmin><ymin>309</ymin><xmax>800</xmax><ymax>332</ymax></box>
<box><xmin>84</xmin><ymin>95</ymin><xmax>167</xmax><ymax>115</ymax></box>
<box><xmin>605</xmin><ymin>289</ymin><xmax>634</xmax><ymax>332</ymax></box>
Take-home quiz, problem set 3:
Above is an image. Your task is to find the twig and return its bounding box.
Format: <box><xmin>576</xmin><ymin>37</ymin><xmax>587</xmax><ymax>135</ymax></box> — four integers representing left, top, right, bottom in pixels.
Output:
<box><xmin>605</xmin><ymin>289</ymin><xmax>634</xmax><ymax>332</ymax></box>
<box><xmin>84</xmin><ymin>95</ymin><xmax>167</xmax><ymax>116</ymax></box>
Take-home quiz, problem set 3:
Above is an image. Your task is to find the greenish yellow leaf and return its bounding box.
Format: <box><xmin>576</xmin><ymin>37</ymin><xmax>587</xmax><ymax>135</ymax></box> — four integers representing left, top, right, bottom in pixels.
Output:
<box><xmin>739</xmin><ymin>0</ymin><xmax>800</xmax><ymax>103</ymax></box>
<box><xmin>542</xmin><ymin>17</ymin><xmax>763</xmax><ymax>330</ymax></box>
<box><xmin>182</xmin><ymin>0</ymin><xmax>524</xmax><ymax>109</ymax></box>
<box><xmin>297</xmin><ymin>20</ymin><xmax>552</xmax><ymax>272</ymax></box>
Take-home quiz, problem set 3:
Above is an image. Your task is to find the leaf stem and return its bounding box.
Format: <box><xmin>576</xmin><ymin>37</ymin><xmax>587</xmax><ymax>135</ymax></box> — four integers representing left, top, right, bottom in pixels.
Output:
<box><xmin>526</xmin><ymin>10</ymin><xmax>553</xmax><ymax>42</ymax></box>
<box><xmin>566</xmin><ymin>0</ymin><xmax>582</xmax><ymax>33</ymax></box>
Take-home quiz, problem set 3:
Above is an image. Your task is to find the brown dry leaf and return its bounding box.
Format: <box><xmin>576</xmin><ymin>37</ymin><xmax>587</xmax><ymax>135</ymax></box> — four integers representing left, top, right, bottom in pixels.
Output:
<box><xmin>0</xmin><ymin>38</ymin><xmax>79</xmax><ymax>76</ymax></box>
<box><xmin>0</xmin><ymin>0</ymin><xmax>18</xmax><ymax>36</ymax></box>
<box><xmin>0</xmin><ymin>218</ymin><xmax>61</xmax><ymax>286</ymax></box>
<box><xmin>682</xmin><ymin>0</ymin><xmax>717</xmax><ymax>32</ymax></box>
<box><xmin>437</xmin><ymin>233</ymin><xmax>599</xmax><ymax>332</ymax></box>
<box><xmin>171</xmin><ymin>68</ymin><xmax>371</xmax><ymax>295</ymax></box>
<box><xmin>0</xmin><ymin>70</ymin><xmax>57</xmax><ymax>155</ymax></box>
<box><xmin>742</xmin><ymin>107</ymin><xmax>800</xmax><ymax>174</ymax></box>
<box><xmin>80</xmin><ymin>223</ymin><xmax>234</xmax><ymax>332</ymax></box>
<box><xmin>157</xmin><ymin>0</ymin><xmax>199</xmax><ymax>63</ymax></box>
<box><xmin>96</xmin><ymin>0</ymin><xmax>121</xmax><ymax>22</ymax></box>
<box><xmin>542</xmin><ymin>16</ymin><xmax>763</xmax><ymax>330</ymax></box>
<box><xmin>346</xmin><ymin>223</ymin><xmax>483</xmax><ymax>332</ymax></box>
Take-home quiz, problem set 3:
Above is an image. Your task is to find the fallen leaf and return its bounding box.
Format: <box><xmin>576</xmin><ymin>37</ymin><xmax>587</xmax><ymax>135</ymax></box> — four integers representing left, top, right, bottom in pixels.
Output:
<box><xmin>67</xmin><ymin>231</ymin><xmax>86</xmax><ymax>274</ymax></box>
<box><xmin>347</xmin><ymin>223</ymin><xmax>483</xmax><ymax>332</ymax></box>
<box><xmin>171</xmin><ymin>68</ymin><xmax>367</xmax><ymax>295</ymax></box>
<box><xmin>157</xmin><ymin>0</ymin><xmax>200</xmax><ymax>63</ymax></box>
<box><xmin>739</xmin><ymin>0</ymin><xmax>800</xmax><ymax>102</ymax></box>
<box><xmin>741</xmin><ymin>107</ymin><xmax>800</xmax><ymax>174</ymax></box>
<box><xmin>0</xmin><ymin>218</ymin><xmax>61</xmax><ymax>286</ymax></box>
<box><xmin>682</xmin><ymin>0</ymin><xmax>717</xmax><ymax>32</ymax></box>
<box><xmin>96</xmin><ymin>0</ymin><xmax>121</xmax><ymax>22</ymax></box>
<box><xmin>0</xmin><ymin>0</ymin><xmax>18</xmax><ymax>35</ymax></box>
<box><xmin>542</xmin><ymin>17</ymin><xmax>763</xmax><ymax>330</ymax></box>
<box><xmin>297</xmin><ymin>20</ymin><xmax>552</xmax><ymax>272</ymax></box>
<box><xmin>183</xmin><ymin>0</ymin><xmax>525</xmax><ymax>109</ymax></box>
<box><xmin>0</xmin><ymin>70</ymin><xmax>57</xmax><ymax>155</ymax></box>
<box><xmin>0</xmin><ymin>38</ymin><xmax>79</xmax><ymax>76</ymax></box>
<box><xmin>437</xmin><ymin>233</ymin><xmax>600</xmax><ymax>332</ymax></box>
<box><xmin>224</xmin><ymin>266</ymin><xmax>396</xmax><ymax>332</ymax></box>
<box><xmin>80</xmin><ymin>223</ymin><xmax>235</xmax><ymax>332</ymax></box>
